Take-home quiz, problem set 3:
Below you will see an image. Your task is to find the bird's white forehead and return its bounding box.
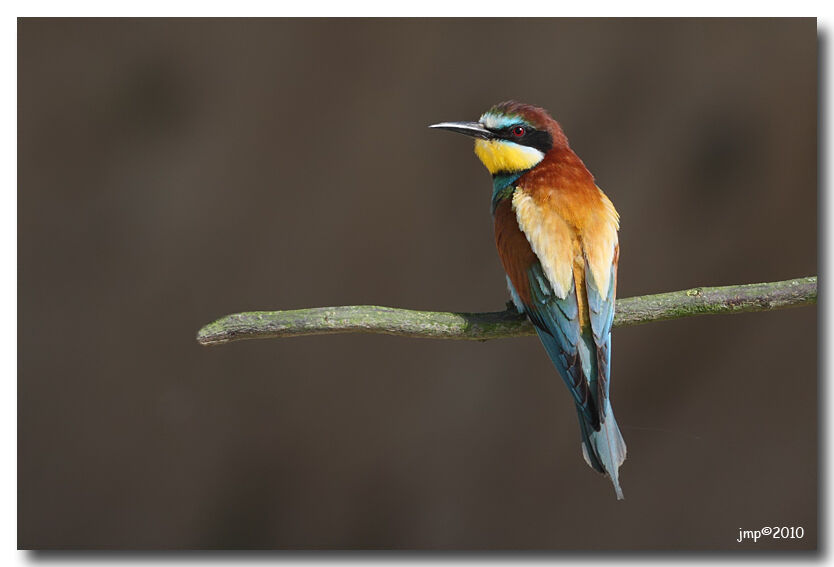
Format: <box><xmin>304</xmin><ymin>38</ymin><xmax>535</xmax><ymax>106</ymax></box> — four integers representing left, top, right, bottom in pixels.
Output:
<box><xmin>480</xmin><ymin>112</ymin><xmax>523</xmax><ymax>130</ymax></box>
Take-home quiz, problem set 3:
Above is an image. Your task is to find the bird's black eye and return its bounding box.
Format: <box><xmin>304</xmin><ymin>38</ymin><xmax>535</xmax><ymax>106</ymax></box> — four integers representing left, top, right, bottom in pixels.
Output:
<box><xmin>512</xmin><ymin>126</ymin><xmax>526</xmax><ymax>137</ymax></box>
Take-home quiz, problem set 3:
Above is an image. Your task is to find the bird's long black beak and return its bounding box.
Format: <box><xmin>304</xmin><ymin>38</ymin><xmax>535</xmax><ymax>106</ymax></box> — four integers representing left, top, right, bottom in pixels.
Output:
<box><xmin>429</xmin><ymin>121</ymin><xmax>494</xmax><ymax>140</ymax></box>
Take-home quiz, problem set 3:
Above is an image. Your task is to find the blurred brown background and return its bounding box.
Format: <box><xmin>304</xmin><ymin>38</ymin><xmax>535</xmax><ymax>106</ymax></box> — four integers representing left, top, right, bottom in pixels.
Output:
<box><xmin>19</xmin><ymin>18</ymin><xmax>817</xmax><ymax>550</ymax></box>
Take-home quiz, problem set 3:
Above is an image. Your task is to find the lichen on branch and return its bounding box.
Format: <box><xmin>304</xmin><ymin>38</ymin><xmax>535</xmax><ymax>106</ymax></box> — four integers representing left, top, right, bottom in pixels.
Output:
<box><xmin>196</xmin><ymin>276</ymin><xmax>816</xmax><ymax>346</ymax></box>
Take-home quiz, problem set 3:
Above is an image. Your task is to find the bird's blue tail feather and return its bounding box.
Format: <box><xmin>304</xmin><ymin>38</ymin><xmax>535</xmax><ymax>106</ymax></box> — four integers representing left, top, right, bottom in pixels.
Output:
<box><xmin>579</xmin><ymin>401</ymin><xmax>626</xmax><ymax>500</ymax></box>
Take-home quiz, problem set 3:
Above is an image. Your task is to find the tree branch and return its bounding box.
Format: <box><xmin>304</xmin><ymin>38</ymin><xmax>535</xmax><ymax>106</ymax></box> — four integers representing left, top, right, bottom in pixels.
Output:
<box><xmin>196</xmin><ymin>276</ymin><xmax>816</xmax><ymax>346</ymax></box>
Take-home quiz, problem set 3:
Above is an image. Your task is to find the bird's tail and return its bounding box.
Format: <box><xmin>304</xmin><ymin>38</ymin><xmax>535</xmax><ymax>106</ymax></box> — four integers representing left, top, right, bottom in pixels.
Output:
<box><xmin>576</xmin><ymin>402</ymin><xmax>627</xmax><ymax>500</ymax></box>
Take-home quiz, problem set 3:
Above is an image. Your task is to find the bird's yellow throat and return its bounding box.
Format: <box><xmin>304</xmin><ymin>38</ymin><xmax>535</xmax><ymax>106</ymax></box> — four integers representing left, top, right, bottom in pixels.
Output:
<box><xmin>474</xmin><ymin>139</ymin><xmax>545</xmax><ymax>175</ymax></box>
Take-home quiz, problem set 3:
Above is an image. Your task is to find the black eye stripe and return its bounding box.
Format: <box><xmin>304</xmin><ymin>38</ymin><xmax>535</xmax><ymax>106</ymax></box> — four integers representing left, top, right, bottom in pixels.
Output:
<box><xmin>492</xmin><ymin>124</ymin><xmax>553</xmax><ymax>153</ymax></box>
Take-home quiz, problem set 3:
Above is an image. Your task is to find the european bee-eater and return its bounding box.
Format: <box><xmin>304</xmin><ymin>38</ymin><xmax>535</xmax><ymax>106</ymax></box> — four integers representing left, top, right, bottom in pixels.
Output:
<box><xmin>431</xmin><ymin>101</ymin><xmax>626</xmax><ymax>499</ymax></box>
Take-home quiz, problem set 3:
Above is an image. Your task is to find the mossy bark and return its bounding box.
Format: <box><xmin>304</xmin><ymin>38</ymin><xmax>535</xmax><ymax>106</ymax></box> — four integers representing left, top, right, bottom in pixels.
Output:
<box><xmin>197</xmin><ymin>276</ymin><xmax>816</xmax><ymax>346</ymax></box>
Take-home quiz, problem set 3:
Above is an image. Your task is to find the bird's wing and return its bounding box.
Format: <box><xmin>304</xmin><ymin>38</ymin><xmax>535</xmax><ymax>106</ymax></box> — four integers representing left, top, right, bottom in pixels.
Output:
<box><xmin>494</xmin><ymin>191</ymin><xmax>598</xmax><ymax>429</ymax></box>
<box><xmin>584</xmin><ymin>246</ymin><xmax>618</xmax><ymax>417</ymax></box>
<box><xmin>581</xmin><ymin>189</ymin><xmax>620</xmax><ymax>418</ymax></box>
<box><xmin>525</xmin><ymin>264</ymin><xmax>599</xmax><ymax>430</ymax></box>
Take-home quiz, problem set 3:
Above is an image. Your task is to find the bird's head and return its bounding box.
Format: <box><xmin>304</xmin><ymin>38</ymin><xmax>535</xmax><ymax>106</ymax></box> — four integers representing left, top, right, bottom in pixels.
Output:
<box><xmin>430</xmin><ymin>101</ymin><xmax>567</xmax><ymax>176</ymax></box>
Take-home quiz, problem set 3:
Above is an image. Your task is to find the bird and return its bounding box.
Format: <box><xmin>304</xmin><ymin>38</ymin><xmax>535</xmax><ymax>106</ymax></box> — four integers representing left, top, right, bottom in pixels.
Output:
<box><xmin>430</xmin><ymin>101</ymin><xmax>626</xmax><ymax>499</ymax></box>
